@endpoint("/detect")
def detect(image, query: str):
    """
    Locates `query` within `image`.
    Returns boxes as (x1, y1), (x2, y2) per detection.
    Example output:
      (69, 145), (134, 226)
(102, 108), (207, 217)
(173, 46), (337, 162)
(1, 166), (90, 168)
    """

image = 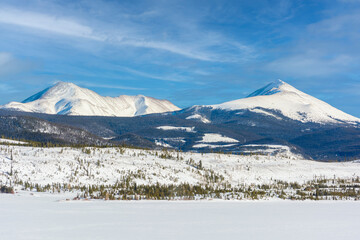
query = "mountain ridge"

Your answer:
(1, 79), (360, 129)
(188, 79), (360, 124)
(1, 82), (180, 117)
